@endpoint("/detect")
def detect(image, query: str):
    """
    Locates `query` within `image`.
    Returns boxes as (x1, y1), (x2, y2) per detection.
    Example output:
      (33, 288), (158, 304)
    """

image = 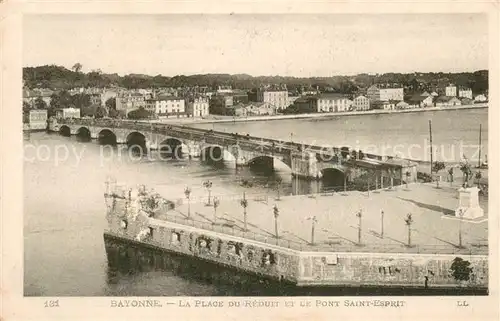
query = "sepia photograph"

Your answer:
(17, 12), (492, 301)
